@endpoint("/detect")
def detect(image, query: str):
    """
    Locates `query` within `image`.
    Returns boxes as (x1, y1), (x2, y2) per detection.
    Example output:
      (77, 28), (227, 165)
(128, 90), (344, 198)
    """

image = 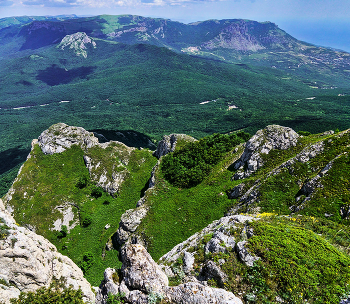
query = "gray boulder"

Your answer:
(0, 199), (95, 304)
(121, 244), (169, 294)
(38, 123), (99, 155)
(233, 125), (299, 179)
(95, 268), (120, 304)
(153, 134), (197, 159)
(165, 282), (243, 304)
(236, 241), (260, 267)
